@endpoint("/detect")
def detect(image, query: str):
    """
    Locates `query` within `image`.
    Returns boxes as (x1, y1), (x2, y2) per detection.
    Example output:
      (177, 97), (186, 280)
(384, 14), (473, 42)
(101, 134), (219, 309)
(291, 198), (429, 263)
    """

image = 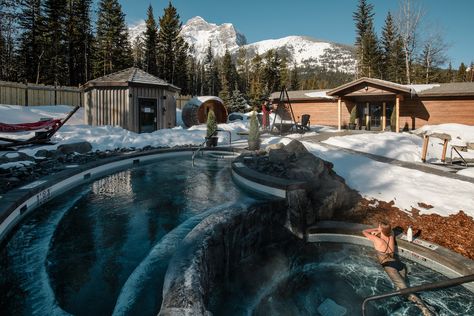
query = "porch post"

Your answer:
(365, 102), (370, 129)
(337, 97), (342, 130)
(395, 95), (400, 133)
(382, 102), (386, 131)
